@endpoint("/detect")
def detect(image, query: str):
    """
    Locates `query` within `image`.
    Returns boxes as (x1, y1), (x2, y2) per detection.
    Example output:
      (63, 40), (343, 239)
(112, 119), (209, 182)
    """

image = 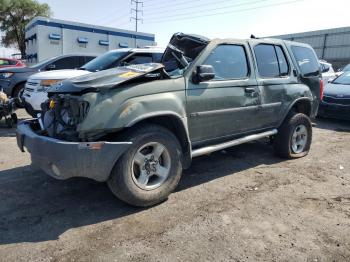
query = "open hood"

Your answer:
(161, 32), (210, 71)
(47, 63), (165, 94)
(47, 33), (210, 94)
